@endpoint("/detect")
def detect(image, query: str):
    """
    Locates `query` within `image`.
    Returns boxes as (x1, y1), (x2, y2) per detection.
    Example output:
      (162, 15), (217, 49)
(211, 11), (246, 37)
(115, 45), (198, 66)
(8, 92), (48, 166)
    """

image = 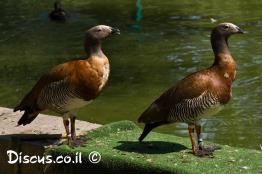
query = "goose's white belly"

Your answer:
(64, 98), (93, 111)
(99, 64), (110, 90)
